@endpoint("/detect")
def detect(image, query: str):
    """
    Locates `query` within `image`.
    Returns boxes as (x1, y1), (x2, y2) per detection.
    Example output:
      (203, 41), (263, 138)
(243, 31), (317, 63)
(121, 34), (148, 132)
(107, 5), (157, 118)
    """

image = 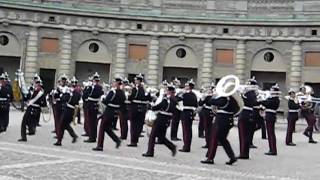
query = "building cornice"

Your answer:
(1, 1), (320, 26)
